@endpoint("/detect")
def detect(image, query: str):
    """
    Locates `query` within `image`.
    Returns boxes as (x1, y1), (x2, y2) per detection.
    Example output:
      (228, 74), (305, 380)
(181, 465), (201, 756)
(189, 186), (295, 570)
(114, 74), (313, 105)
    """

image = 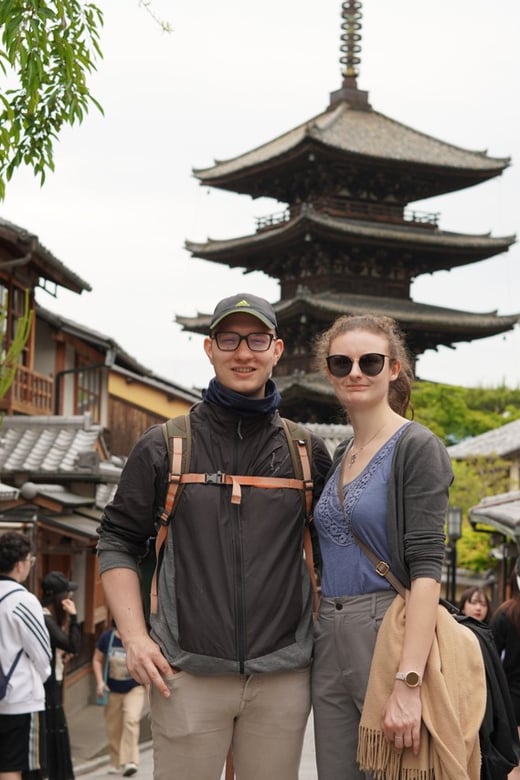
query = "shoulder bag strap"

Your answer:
(103, 630), (116, 684)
